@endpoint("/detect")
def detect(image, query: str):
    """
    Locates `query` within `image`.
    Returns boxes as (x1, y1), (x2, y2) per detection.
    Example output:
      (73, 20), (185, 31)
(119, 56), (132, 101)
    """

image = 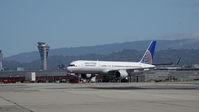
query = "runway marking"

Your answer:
(0, 96), (34, 112)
